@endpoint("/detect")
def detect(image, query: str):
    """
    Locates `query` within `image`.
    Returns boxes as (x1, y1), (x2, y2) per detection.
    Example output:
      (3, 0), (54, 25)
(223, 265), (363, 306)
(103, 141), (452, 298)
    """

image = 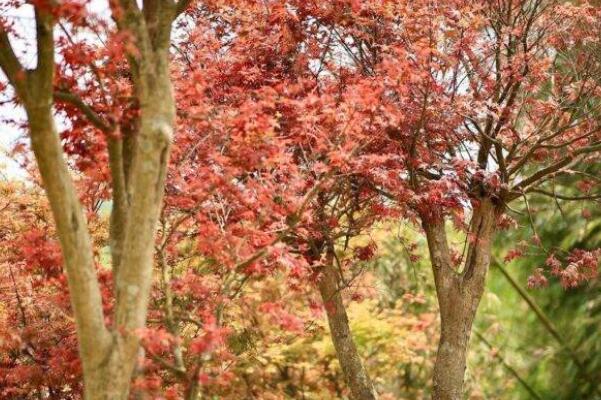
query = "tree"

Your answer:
(374, 1), (601, 398)
(2, 1), (600, 399)
(0, 0), (191, 398)
(165, 4), (394, 397)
